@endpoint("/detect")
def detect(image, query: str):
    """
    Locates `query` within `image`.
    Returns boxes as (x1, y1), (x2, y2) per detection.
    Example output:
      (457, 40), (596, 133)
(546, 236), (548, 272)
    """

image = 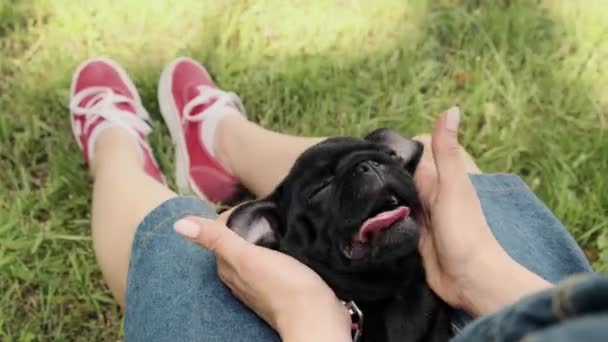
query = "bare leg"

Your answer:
(215, 117), (480, 198)
(90, 127), (176, 306)
(215, 116), (325, 197)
